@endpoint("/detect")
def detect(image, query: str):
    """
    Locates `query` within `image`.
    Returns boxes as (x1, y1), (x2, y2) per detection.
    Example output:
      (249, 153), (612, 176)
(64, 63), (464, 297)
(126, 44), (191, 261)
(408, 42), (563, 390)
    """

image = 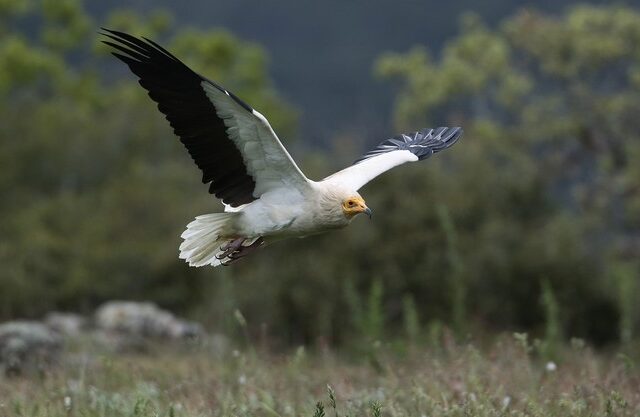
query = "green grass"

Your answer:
(1, 335), (639, 417)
